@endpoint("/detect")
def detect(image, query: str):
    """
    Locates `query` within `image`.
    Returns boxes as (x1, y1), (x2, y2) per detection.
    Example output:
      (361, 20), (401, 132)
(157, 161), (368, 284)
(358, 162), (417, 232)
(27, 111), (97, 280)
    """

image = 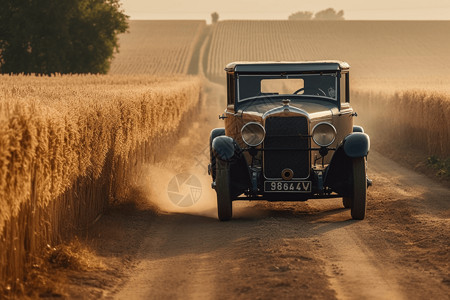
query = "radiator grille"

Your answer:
(264, 116), (310, 179)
